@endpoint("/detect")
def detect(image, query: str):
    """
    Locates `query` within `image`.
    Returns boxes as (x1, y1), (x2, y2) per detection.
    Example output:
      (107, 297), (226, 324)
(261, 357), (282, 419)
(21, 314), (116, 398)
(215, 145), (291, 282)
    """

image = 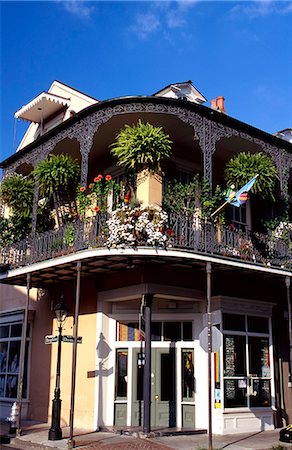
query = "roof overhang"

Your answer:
(0, 247), (290, 288)
(15, 92), (70, 123)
